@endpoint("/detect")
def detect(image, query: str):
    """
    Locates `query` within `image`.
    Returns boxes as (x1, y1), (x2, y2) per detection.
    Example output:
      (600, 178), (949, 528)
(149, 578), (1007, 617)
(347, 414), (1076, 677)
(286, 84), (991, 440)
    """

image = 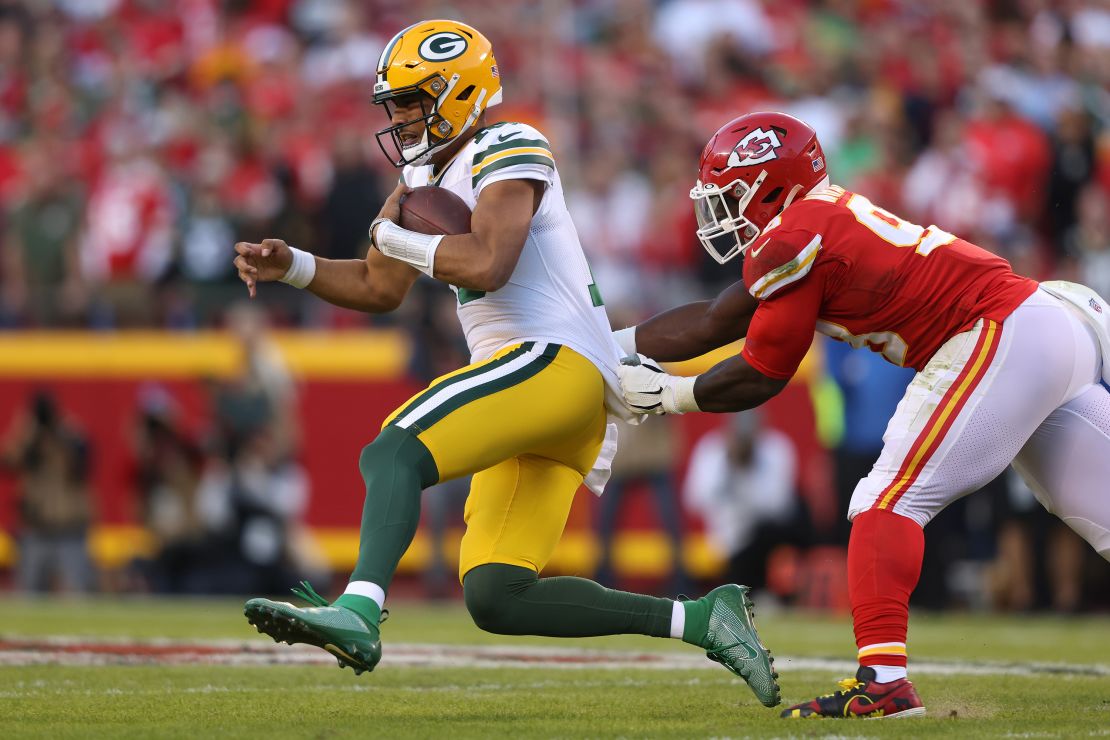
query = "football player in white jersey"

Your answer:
(232, 19), (780, 707)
